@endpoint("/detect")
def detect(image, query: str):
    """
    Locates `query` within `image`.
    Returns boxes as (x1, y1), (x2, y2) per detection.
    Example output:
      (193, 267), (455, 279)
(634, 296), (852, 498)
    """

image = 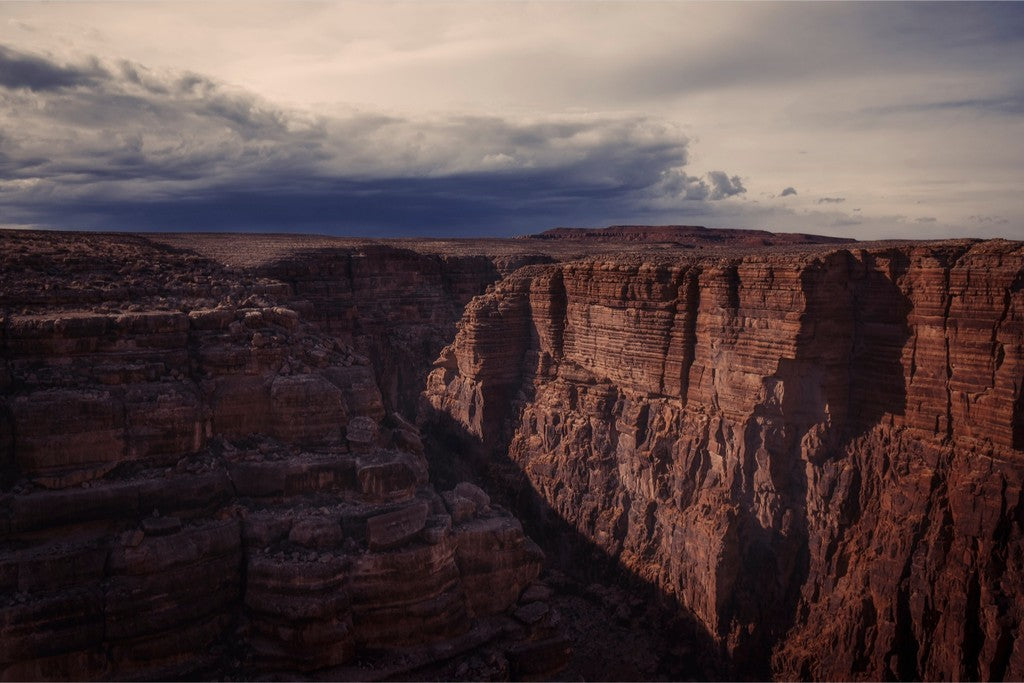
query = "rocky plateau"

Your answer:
(1, 226), (1022, 681)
